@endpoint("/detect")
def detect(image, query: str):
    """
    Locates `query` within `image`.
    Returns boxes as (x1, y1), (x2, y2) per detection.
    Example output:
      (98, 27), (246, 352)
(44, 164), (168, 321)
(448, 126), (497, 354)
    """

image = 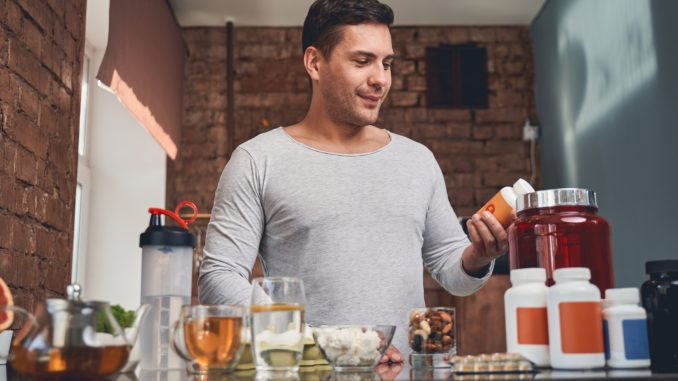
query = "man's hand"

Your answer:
(462, 210), (516, 275)
(379, 344), (403, 364)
